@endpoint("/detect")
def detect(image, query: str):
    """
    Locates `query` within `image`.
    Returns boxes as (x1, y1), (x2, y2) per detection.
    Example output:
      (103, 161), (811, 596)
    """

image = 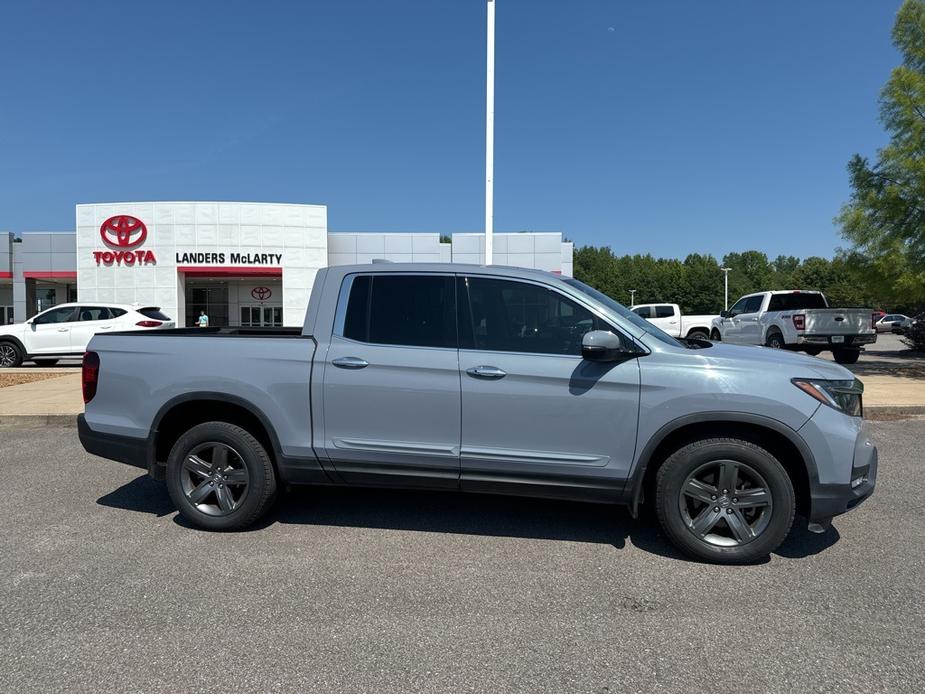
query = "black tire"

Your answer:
(166, 422), (277, 531)
(655, 438), (795, 564)
(687, 329), (709, 341)
(32, 359), (59, 367)
(804, 348), (822, 356)
(833, 349), (860, 365)
(765, 331), (785, 349)
(710, 329), (721, 341)
(0, 341), (24, 368)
